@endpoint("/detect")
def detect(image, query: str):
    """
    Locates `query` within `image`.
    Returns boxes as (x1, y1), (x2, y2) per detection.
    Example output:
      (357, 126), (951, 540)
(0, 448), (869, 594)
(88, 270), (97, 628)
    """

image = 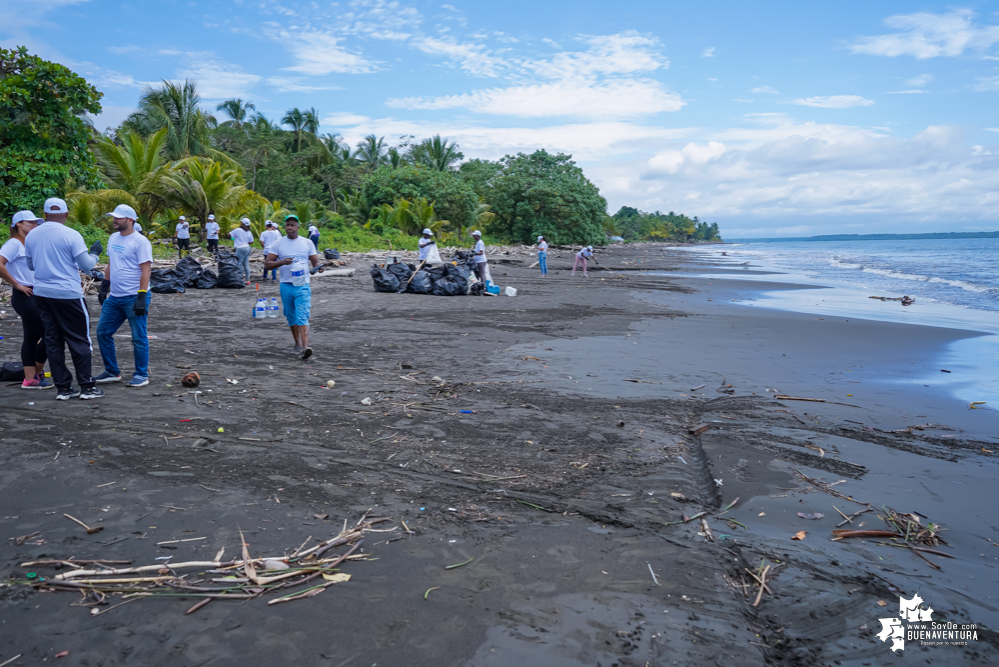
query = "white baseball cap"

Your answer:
(240, 217), (251, 226)
(207, 214), (215, 220)
(265, 220), (276, 227)
(178, 215), (186, 221)
(537, 235), (544, 242)
(11, 210), (42, 227)
(43, 198), (68, 214)
(106, 204), (137, 220)
(471, 230), (482, 236)
(422, 228), (432, 235)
